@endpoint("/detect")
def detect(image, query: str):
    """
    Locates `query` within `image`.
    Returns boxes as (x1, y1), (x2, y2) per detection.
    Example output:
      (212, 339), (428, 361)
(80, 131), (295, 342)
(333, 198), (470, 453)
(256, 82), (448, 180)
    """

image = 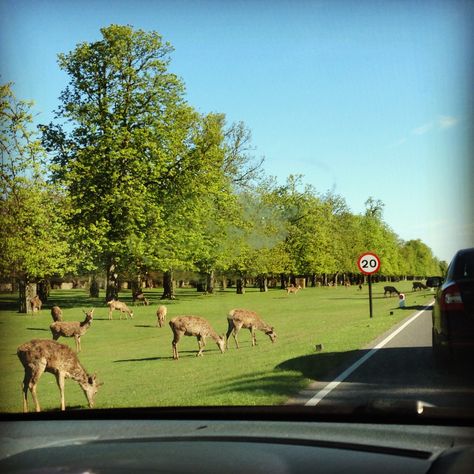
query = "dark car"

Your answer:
(432, 248), (474, 364)
(426, 276), (444, 288)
